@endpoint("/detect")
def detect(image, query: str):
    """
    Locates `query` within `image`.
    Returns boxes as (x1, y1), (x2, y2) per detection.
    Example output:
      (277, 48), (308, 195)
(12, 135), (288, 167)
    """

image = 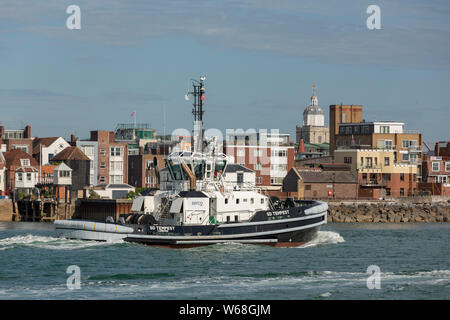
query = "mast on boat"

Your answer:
(187, 76), (206, 153)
